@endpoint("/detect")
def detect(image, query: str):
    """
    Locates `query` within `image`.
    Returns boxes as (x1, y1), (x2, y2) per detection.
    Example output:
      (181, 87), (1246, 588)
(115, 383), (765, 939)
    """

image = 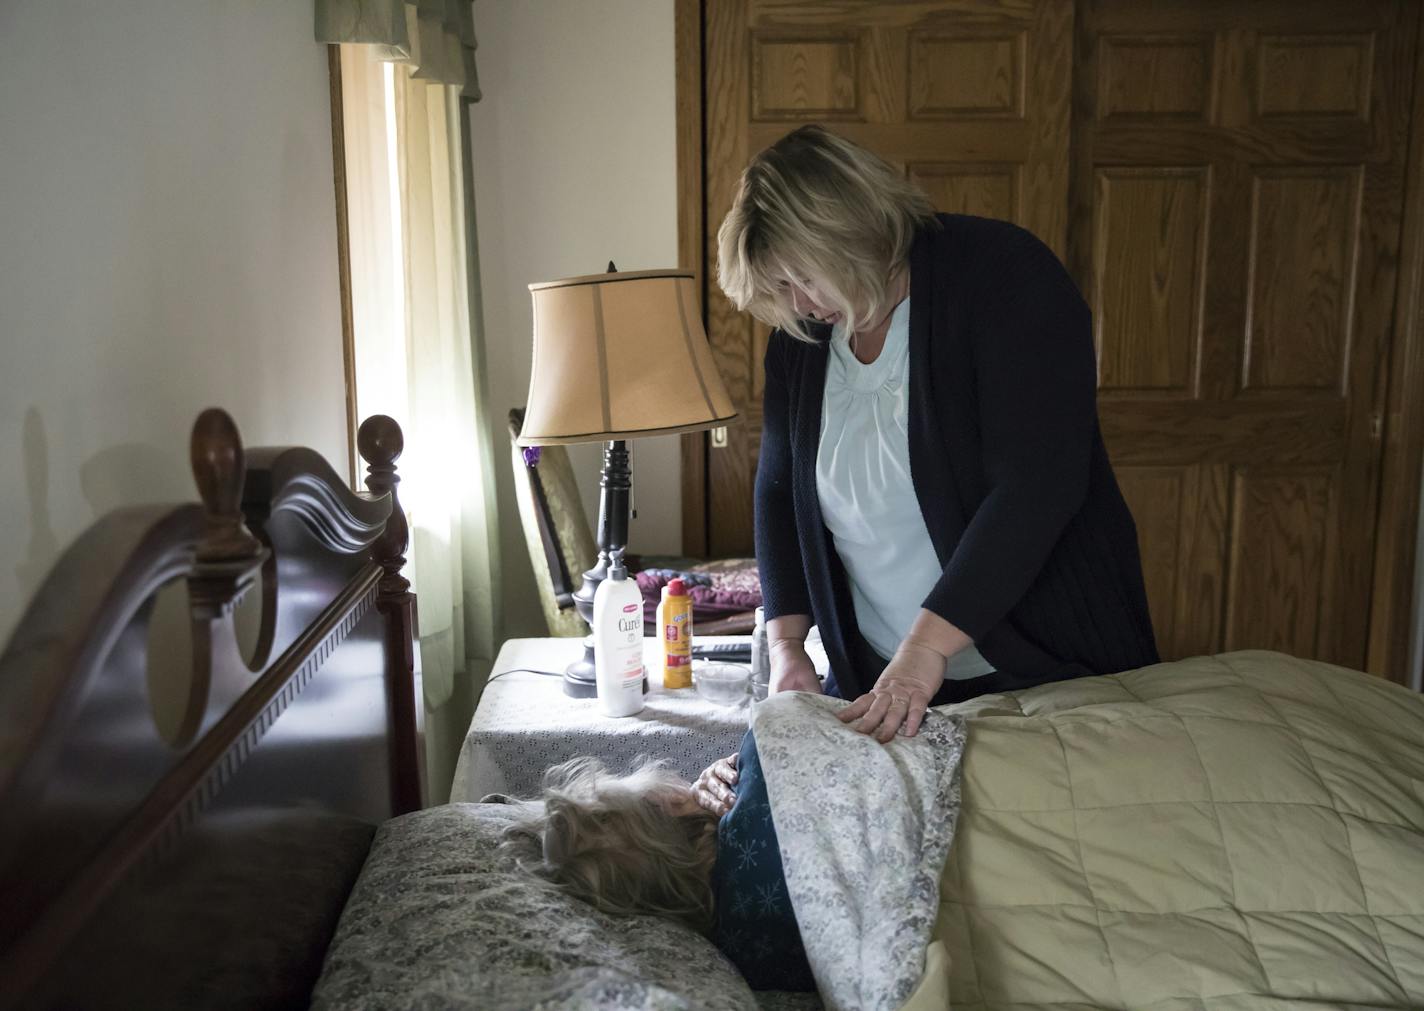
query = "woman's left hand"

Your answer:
(836, 640), (946, 742)
(691, 752), (740, 816)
